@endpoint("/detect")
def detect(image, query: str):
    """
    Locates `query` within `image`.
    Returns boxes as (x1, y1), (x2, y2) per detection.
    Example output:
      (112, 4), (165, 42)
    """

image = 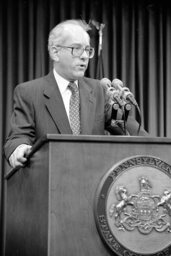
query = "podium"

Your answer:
(4, 135), (171, 256)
